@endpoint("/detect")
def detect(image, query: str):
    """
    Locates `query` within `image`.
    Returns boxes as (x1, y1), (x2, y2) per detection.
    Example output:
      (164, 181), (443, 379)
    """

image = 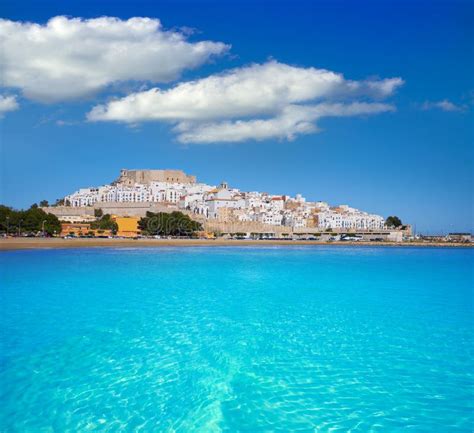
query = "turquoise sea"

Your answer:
(0, 246), (473, 432)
